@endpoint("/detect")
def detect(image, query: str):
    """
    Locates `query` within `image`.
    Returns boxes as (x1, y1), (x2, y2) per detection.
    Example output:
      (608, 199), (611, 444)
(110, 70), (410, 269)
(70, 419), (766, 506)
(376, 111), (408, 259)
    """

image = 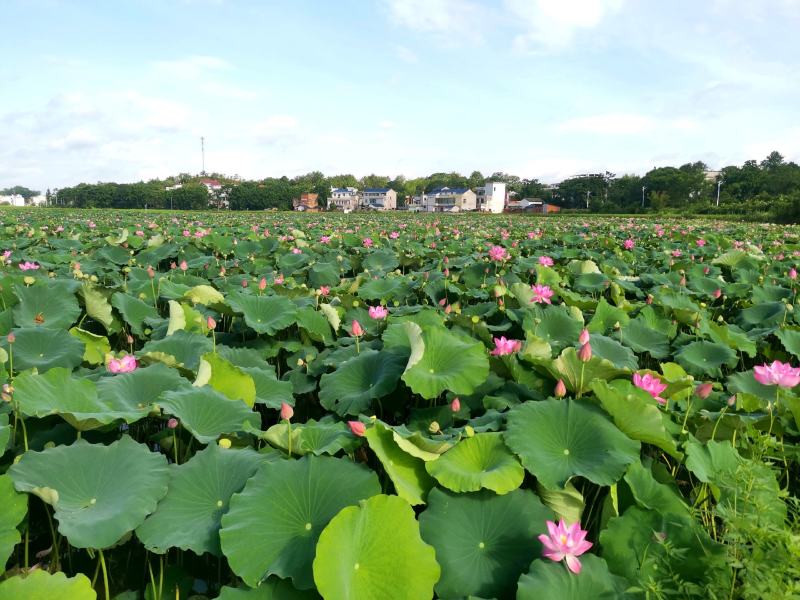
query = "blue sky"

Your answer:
(2, 0), (799, 191)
